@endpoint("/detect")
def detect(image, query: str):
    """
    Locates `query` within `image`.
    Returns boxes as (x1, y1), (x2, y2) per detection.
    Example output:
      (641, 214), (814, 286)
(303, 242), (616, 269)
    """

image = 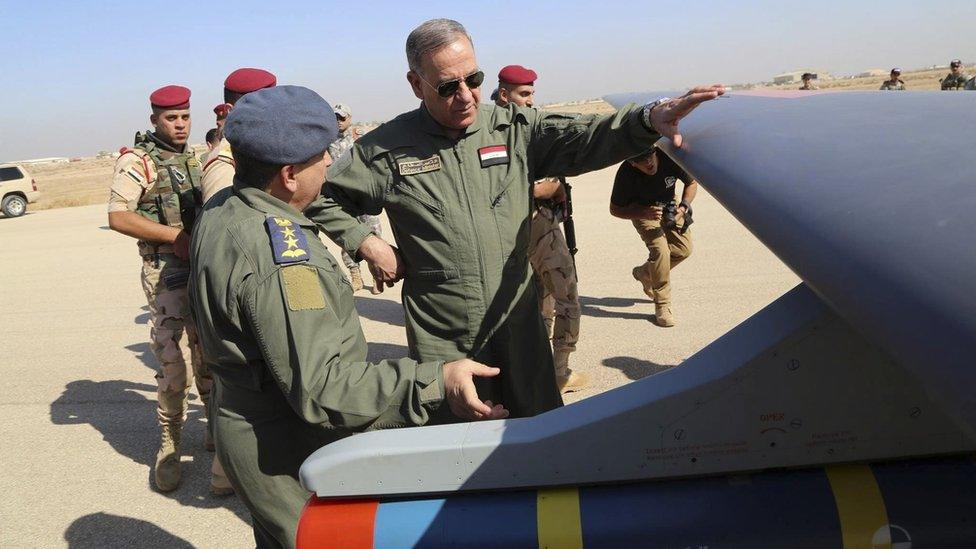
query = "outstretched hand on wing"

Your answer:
(650, 84), (726, 148)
